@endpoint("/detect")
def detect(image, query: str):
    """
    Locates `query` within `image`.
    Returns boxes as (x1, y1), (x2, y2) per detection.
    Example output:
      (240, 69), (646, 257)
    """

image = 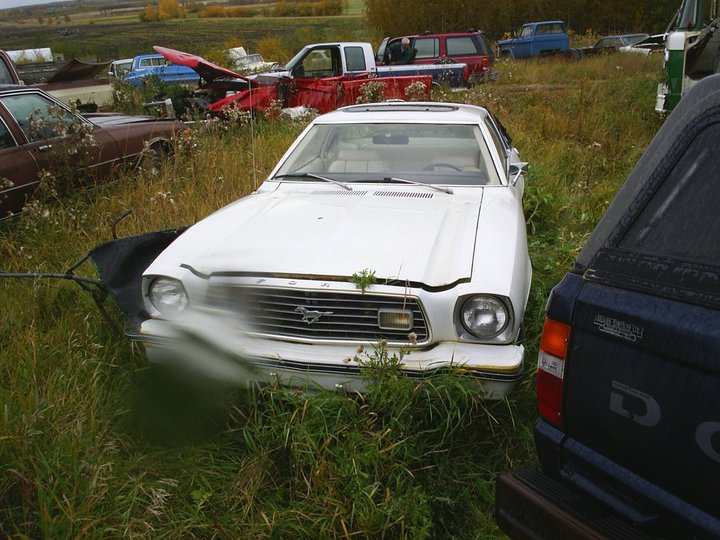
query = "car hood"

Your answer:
(153, 45), (254, 85)
(148, 184), (485, 287)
